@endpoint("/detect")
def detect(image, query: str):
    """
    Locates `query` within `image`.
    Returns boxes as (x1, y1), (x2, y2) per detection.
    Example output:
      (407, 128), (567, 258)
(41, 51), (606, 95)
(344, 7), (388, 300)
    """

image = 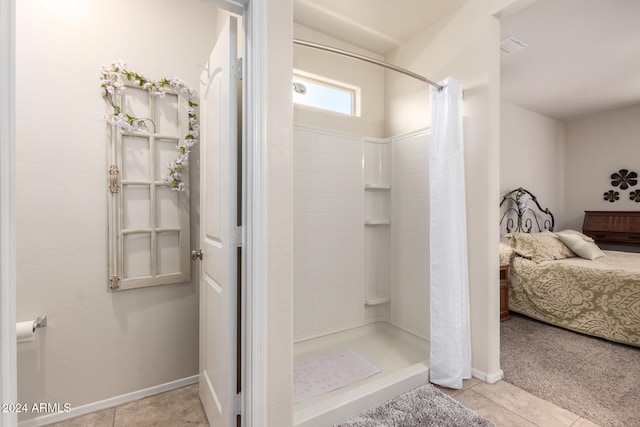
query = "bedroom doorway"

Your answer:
(497, 1), (640, 425)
